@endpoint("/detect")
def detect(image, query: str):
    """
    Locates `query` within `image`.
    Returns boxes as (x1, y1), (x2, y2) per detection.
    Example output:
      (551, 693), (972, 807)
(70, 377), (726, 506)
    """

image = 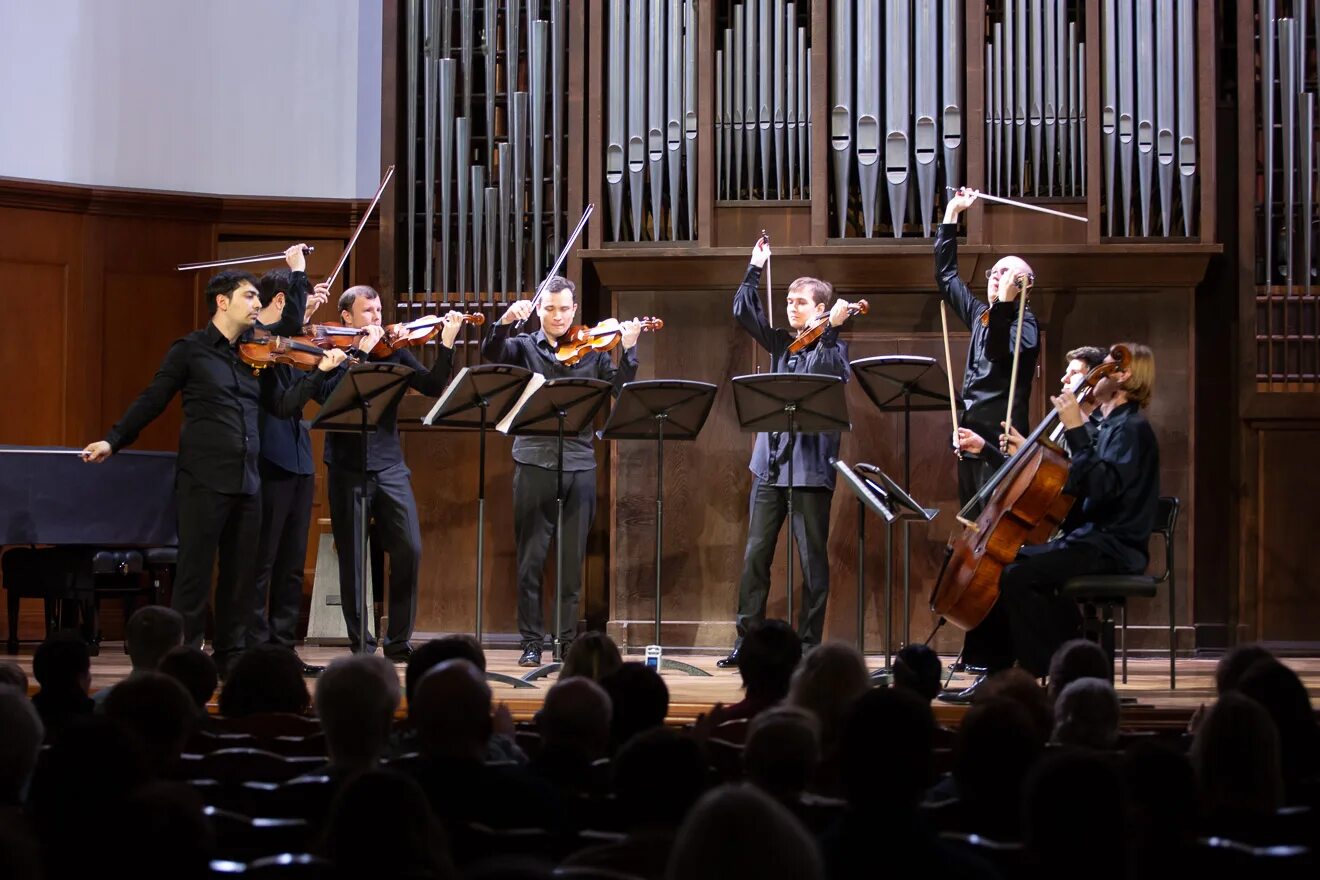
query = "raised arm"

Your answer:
(482, 299), (534, 365)
(266, 245), (313, 337)
(935, 189), (983, 329)
(732, 239), (779, 353)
